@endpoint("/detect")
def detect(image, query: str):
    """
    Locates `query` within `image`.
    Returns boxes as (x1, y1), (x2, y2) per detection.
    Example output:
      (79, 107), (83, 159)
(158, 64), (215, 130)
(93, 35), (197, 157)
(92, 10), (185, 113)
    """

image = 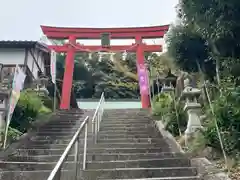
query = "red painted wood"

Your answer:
(41, 25), (170, 110)
(135, 36), (150, 108)
(60, 36), (76, 110)
(48, 44), (162, 52)
(41, 25), (169, 34)
(41, 31), (166, 39)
